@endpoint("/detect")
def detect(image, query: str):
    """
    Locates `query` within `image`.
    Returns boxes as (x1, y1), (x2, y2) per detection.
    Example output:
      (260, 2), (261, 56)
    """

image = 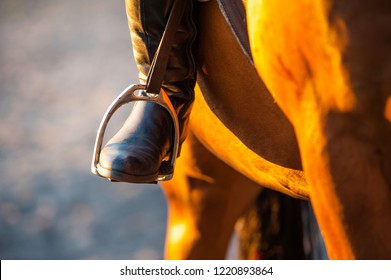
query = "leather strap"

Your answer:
(217, 0), (253, 64)
(146, 0), (252, 94)
(146, 0), (186, 94)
